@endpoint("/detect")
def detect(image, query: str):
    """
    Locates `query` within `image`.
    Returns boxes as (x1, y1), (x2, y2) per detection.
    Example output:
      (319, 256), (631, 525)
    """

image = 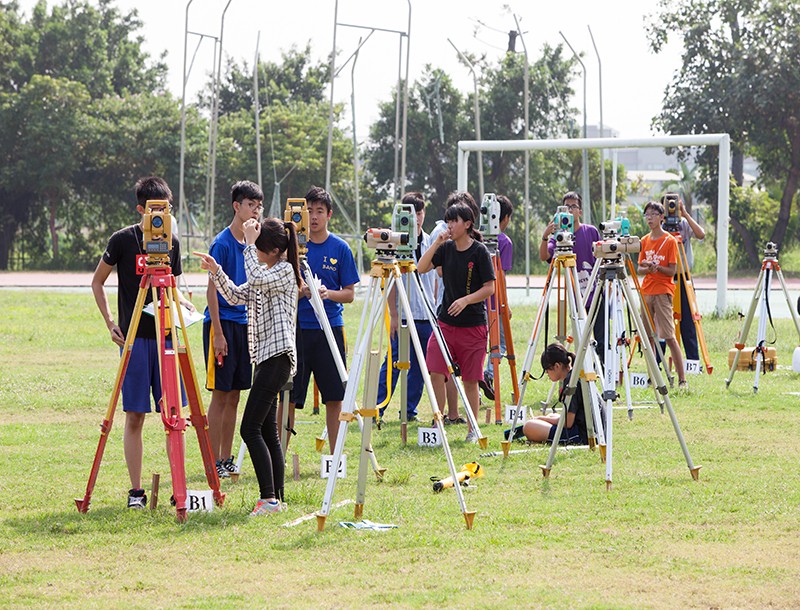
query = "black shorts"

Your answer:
(203, 320), (253, 392)
(291, 326), (347, 408)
